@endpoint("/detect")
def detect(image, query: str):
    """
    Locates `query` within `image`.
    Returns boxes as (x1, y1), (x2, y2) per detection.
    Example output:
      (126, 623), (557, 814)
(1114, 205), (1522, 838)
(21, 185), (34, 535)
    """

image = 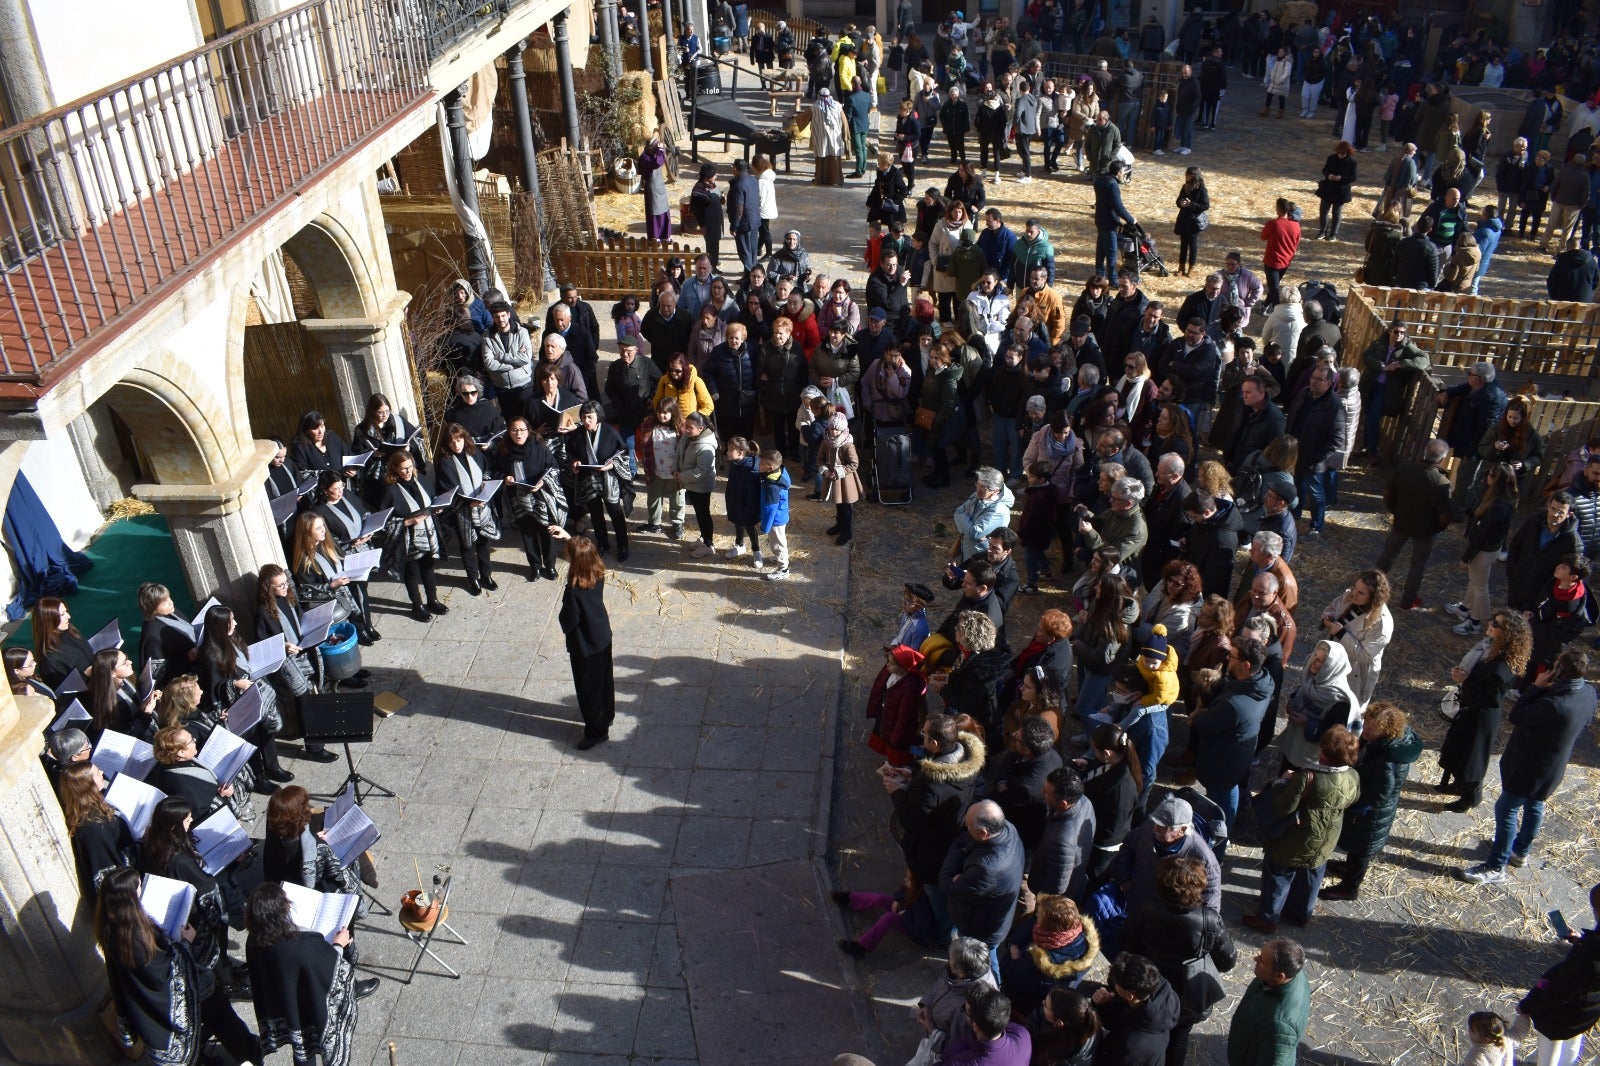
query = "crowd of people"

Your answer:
(10, 8), (1600, 1066)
